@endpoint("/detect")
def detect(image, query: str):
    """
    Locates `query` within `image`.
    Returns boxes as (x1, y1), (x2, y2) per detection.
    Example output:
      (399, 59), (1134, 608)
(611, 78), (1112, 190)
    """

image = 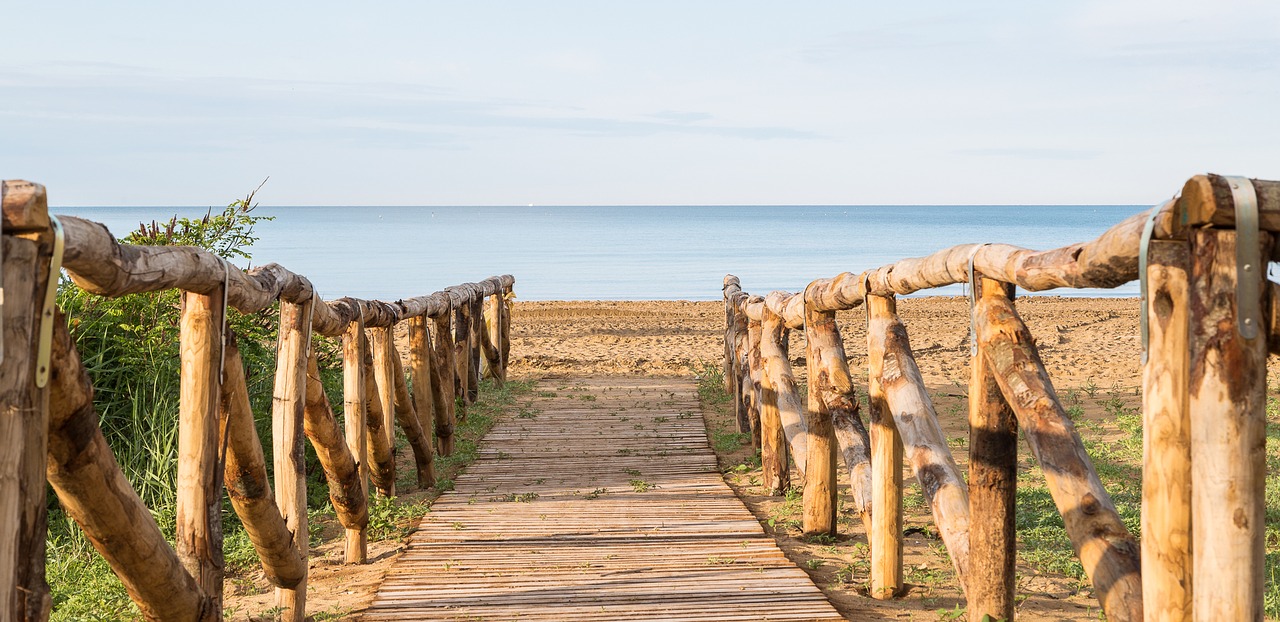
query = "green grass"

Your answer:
(1014, 390), (1280, 616)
